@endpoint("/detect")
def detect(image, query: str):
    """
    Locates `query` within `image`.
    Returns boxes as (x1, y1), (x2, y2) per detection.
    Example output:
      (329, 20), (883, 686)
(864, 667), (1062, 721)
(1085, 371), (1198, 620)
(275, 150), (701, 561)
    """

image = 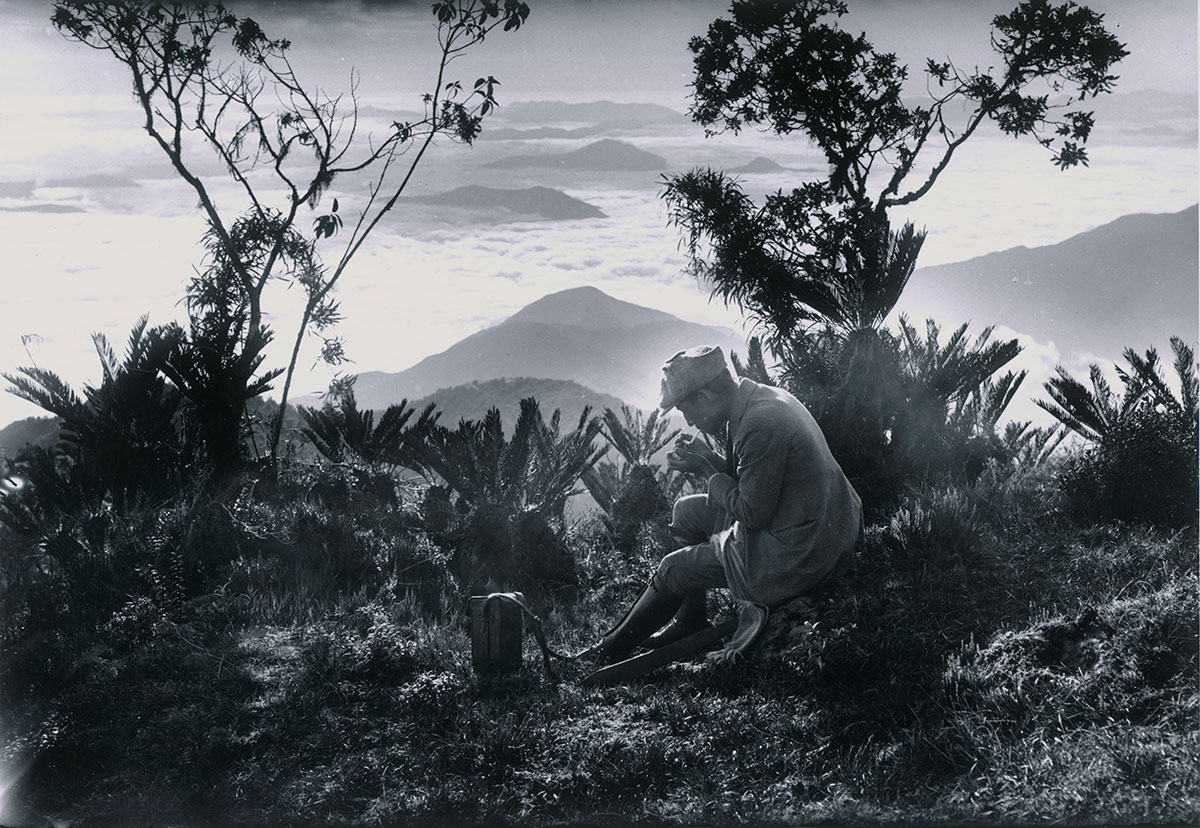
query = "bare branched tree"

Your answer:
(52, 0), (530, 474)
